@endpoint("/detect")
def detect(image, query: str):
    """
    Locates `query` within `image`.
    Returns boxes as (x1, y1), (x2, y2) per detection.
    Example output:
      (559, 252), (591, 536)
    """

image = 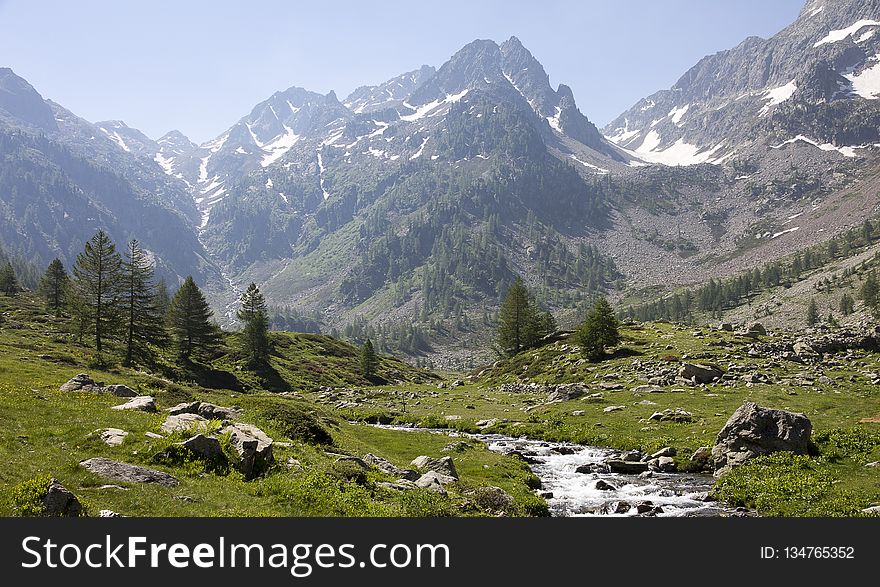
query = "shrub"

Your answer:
(814, 427), (880, 463)
(10, 474), (52, 516)
(256, 400), (333, 445)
